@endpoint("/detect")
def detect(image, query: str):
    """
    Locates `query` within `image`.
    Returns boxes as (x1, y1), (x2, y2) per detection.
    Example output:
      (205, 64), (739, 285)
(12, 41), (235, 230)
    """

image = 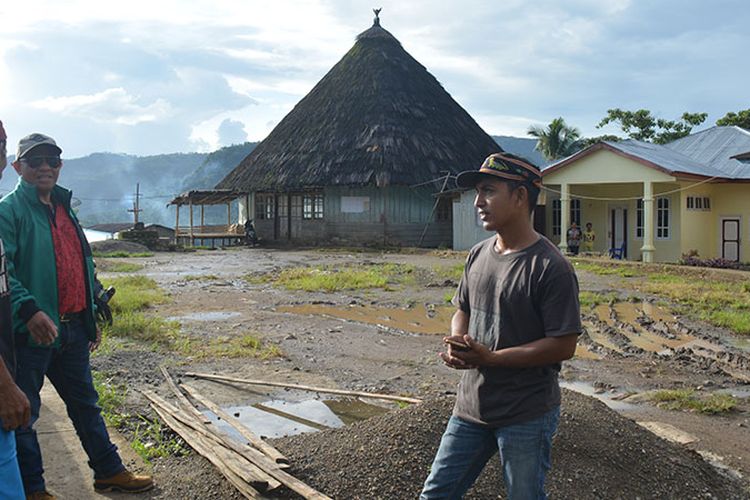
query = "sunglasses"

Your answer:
(21, 156), (62, 169)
